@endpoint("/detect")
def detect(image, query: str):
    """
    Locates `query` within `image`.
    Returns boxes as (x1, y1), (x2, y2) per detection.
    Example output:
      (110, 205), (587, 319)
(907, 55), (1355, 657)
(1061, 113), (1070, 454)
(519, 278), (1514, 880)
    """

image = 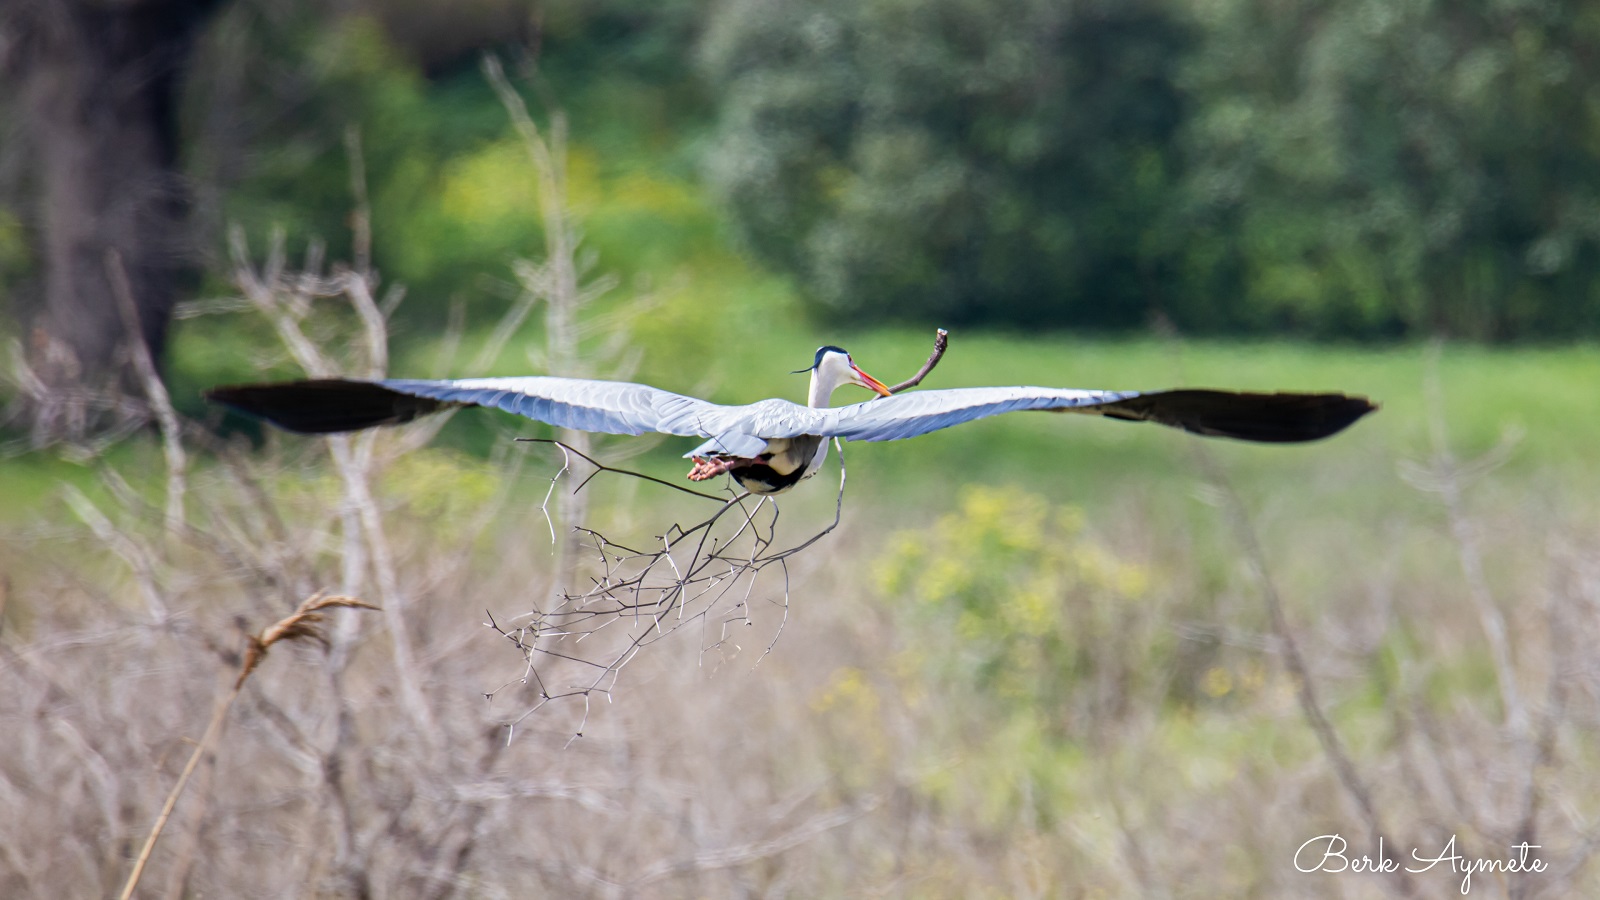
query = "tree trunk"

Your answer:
(7, 0), (223, 440)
